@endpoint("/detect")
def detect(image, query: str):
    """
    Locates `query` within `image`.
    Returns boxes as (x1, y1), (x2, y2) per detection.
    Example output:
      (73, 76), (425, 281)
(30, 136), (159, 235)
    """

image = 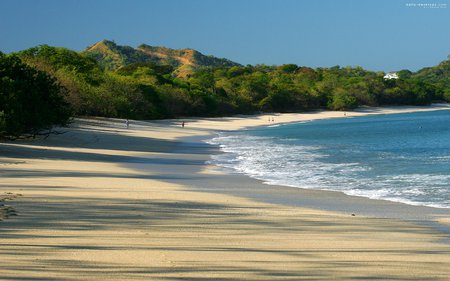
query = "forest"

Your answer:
(1, 44), (449, 137)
